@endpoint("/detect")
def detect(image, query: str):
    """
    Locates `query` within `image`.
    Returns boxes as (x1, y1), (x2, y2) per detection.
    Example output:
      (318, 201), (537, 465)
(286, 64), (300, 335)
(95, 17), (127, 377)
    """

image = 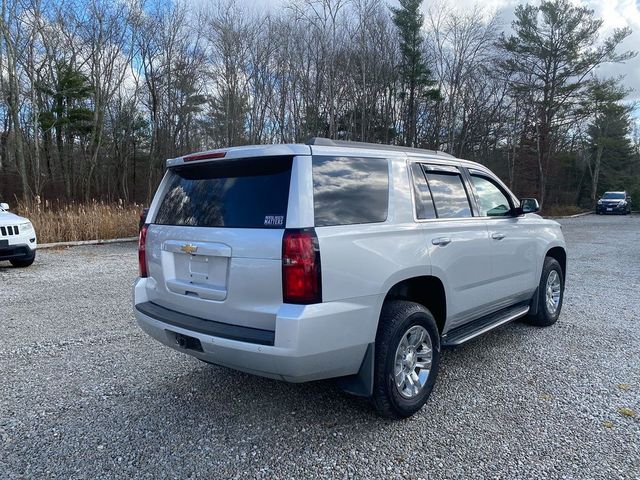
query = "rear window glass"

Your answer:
(312, 156), (389, 226)
(423, 169), (472, 218)
(410, 163), (436, 219)
(154, 156), (292, 228)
